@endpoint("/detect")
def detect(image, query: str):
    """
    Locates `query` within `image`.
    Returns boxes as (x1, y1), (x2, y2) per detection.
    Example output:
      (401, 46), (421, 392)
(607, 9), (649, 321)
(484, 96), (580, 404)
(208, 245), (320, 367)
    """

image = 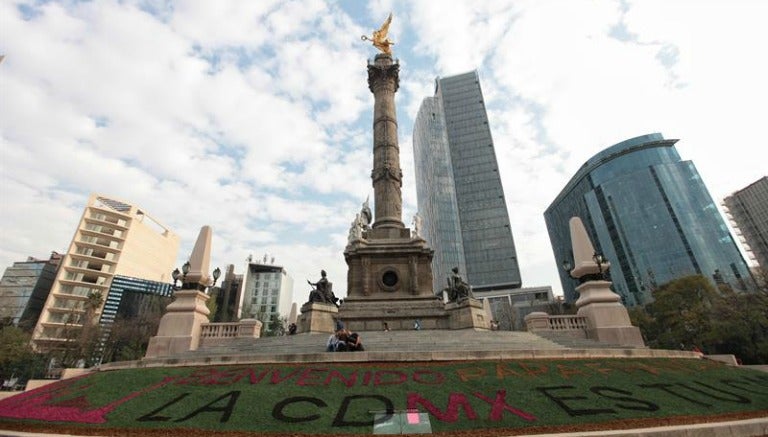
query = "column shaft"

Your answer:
(367, 54), (403, 229)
